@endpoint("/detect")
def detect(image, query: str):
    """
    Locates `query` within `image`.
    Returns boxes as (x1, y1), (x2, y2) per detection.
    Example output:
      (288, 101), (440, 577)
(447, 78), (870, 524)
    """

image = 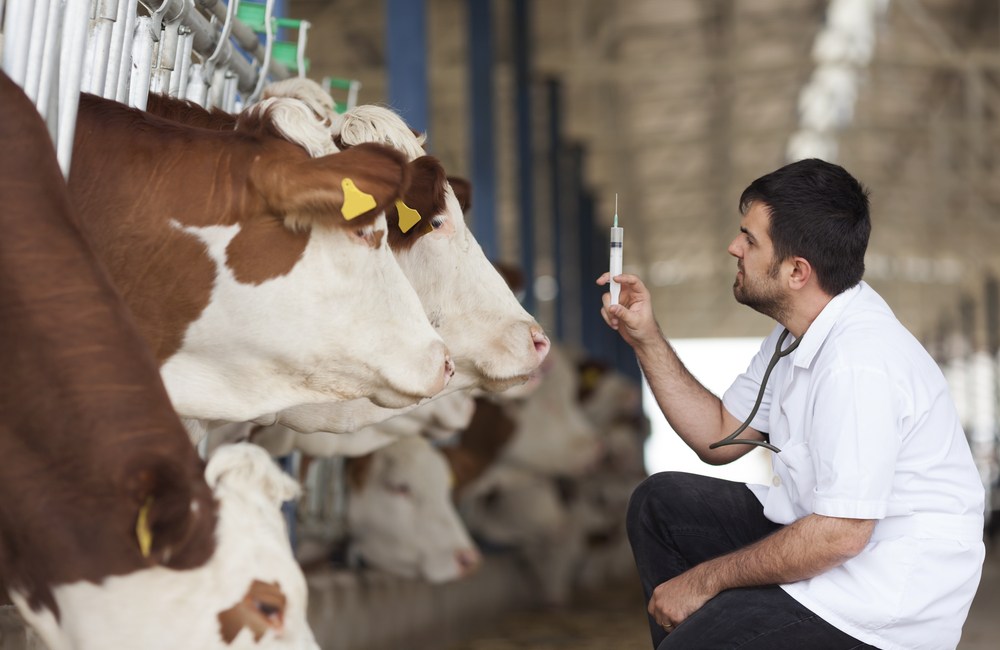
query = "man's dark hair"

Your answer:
(739, 158), (871, 296)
